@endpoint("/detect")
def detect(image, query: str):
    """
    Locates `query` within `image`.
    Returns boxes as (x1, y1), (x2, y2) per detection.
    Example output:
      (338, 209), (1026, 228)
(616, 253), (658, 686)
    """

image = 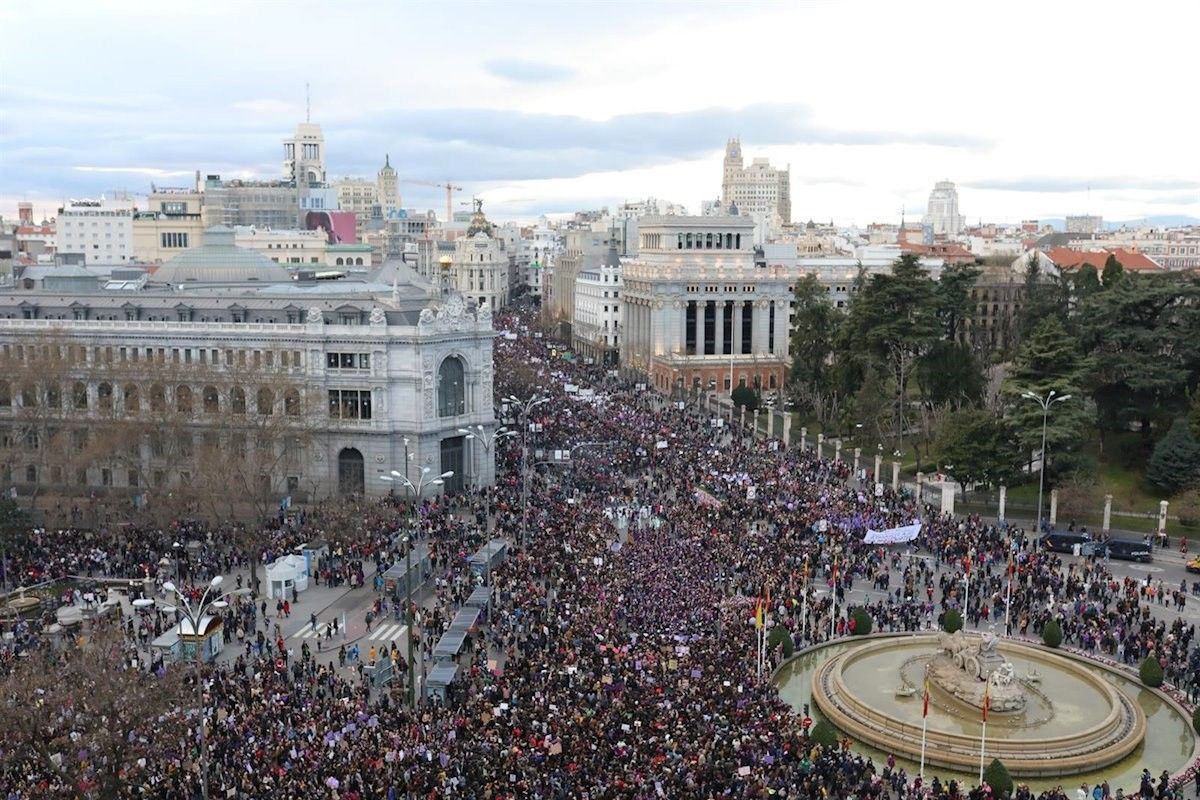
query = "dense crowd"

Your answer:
(2, 305), (1198, 800)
